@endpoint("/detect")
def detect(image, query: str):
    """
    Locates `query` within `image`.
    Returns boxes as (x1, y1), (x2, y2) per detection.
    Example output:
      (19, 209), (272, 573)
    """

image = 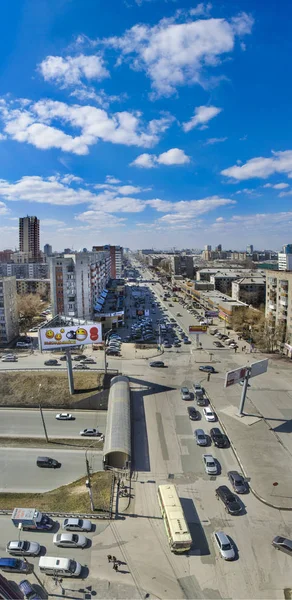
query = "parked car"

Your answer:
(199, 365), (216, 373)
(210, 427), (226, 448)
(183, 339), (191, 344)
(272, 536), (292, 556)
(19, 579), (41, 600)
(202, 454), (217, 475)
(62, 518), (92, 532)
(203, 407), (216, 422)
(6, 541), (41, 556)
(181, 387), (191, 401)
(149, 361), (165, 367)
(80, 358), (96, 364)
(193, 382), (203, 393)
(73, 364), (90, 370)
(213, 531), (235, 561)
(79, 428), (102, 437)
(194, 429), (208, 446)
(16, 342), (31, 348)
(59, 355), (67, 361)
(213, 341), (224, 348)
(55, 413), (74, 420)
(44, 359), (60, 366)
(187, 406), (199, 420)
(215, 485), (242, 515)
(228, 471), (248, 494)
(53, 533), (88, 548)
(1, 355), (18, 362)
